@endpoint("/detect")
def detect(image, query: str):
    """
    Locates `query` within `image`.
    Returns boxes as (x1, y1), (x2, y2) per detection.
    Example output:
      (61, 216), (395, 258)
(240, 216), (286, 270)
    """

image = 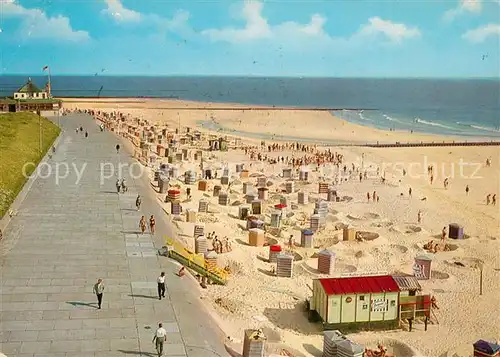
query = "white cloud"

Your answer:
(443, 0), (482, 22)
(0, 0), (89, 41)
(463, 23), (500, 43)
(202, 1), (419, 46)
(202, 1), (336, 43)
(101, 0), (192, 39)
(102, 0), (141, 22)
(202, 1), (272, 42)
(357, 17), (421, 43)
